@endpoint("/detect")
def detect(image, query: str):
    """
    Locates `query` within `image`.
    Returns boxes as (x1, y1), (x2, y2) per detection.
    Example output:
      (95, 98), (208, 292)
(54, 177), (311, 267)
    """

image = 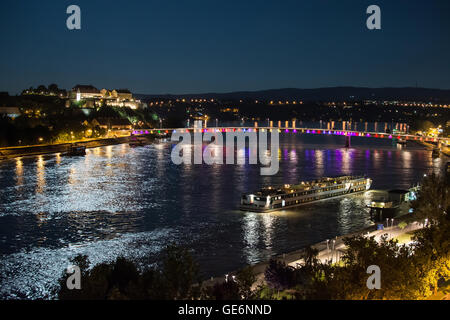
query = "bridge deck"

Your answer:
(131, 127), (449, 145)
